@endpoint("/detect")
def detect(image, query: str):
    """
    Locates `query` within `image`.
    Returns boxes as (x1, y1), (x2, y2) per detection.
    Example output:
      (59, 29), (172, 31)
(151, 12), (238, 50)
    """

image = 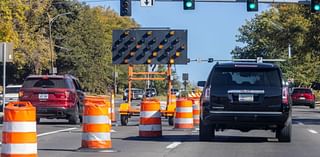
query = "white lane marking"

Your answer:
(308, 129), (318, 134)
(37, 127), (78, 137)
(166, 142), (182, 149)
(111, 129), (116, 132)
